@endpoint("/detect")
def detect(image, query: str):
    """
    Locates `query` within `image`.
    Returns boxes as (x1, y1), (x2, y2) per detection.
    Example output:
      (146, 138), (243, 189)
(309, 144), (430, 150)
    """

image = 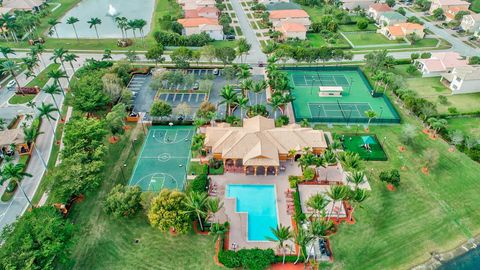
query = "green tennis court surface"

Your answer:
(285, 67), (400, 124)
(342, 135), (388, 161)
(129, 126), (194, 191)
